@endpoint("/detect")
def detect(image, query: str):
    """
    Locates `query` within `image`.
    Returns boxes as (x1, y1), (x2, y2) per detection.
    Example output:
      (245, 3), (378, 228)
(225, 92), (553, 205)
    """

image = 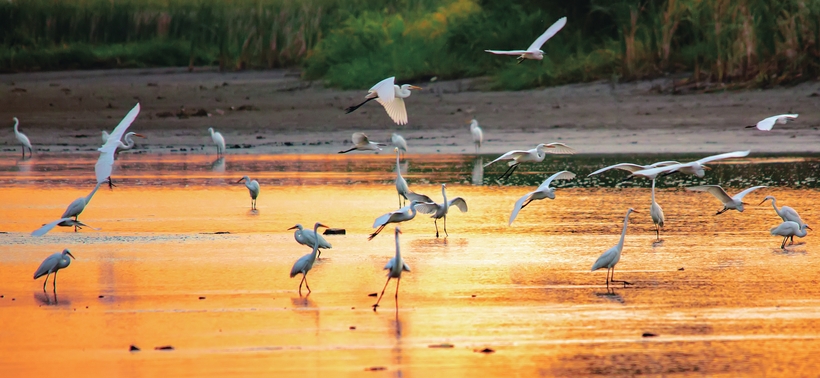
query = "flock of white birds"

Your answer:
(13, 16), (810, 305)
